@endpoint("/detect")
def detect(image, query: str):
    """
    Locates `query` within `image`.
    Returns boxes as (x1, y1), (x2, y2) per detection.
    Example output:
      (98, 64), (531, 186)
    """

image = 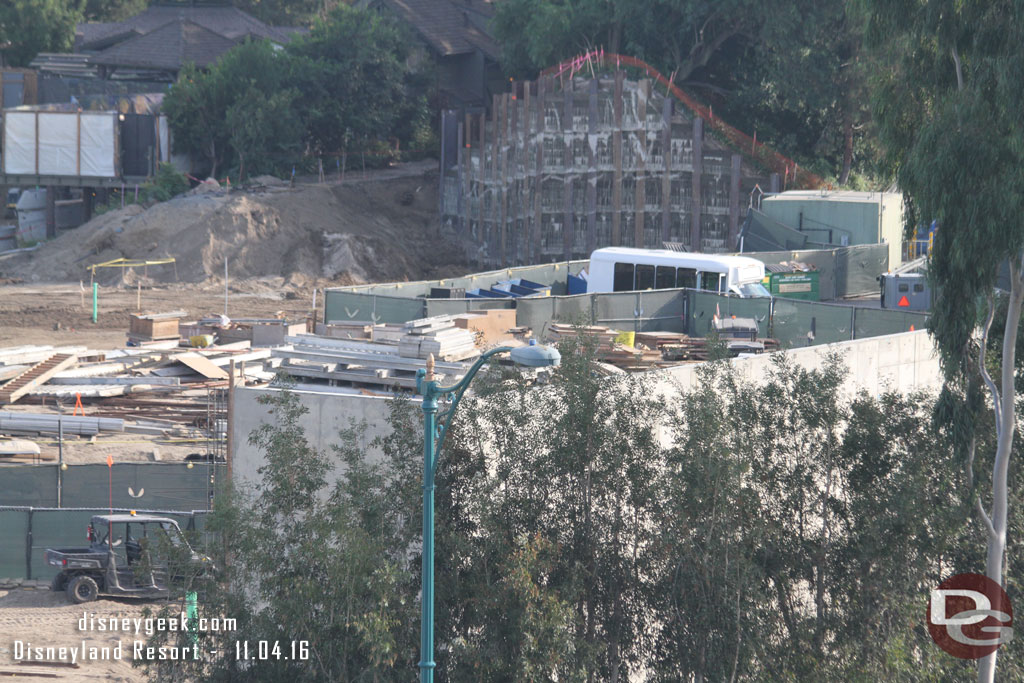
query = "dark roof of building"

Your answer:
(376, 0), (498, 59)
(89, 20), (239, 71)
(76, 4), (296, 51)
